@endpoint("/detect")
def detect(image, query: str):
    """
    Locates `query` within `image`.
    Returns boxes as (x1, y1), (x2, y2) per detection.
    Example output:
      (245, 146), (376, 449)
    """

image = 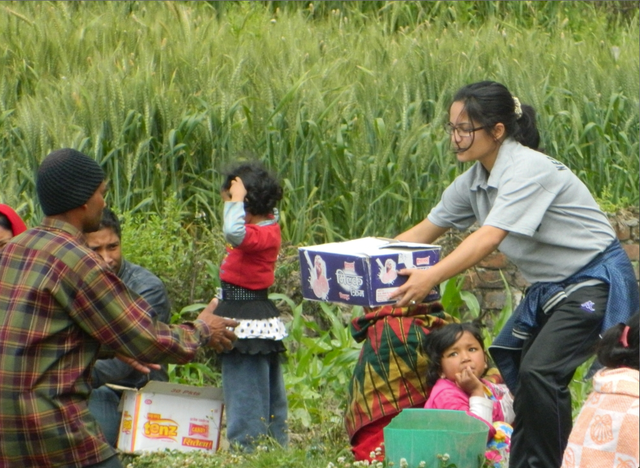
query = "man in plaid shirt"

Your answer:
(0, 149), (238, 468)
